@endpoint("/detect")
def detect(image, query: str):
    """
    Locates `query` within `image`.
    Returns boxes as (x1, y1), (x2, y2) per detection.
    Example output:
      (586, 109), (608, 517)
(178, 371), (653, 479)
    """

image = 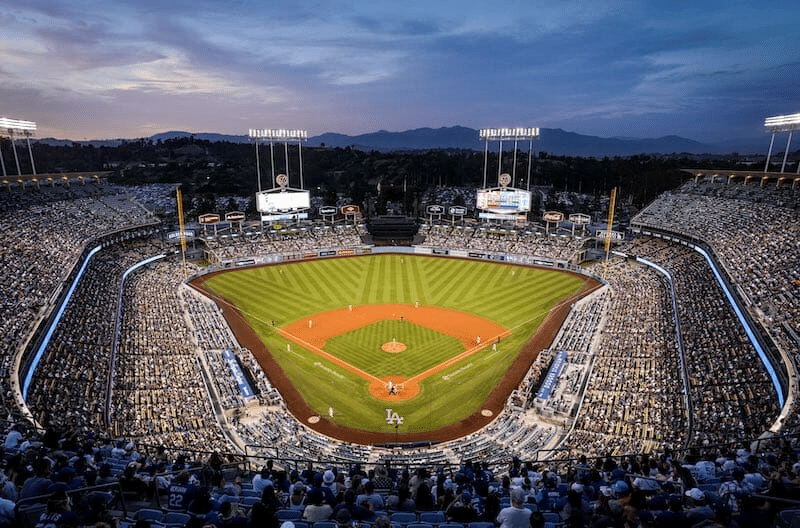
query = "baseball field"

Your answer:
(195, 254), (594, 444)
